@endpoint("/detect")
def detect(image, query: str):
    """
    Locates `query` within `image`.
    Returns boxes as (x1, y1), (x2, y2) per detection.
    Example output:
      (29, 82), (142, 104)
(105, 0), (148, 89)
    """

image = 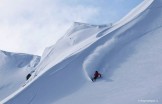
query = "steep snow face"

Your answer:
(2, 0), (162, 104)
(0, 50), (40, 101)
(35, 22), (112, 76)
